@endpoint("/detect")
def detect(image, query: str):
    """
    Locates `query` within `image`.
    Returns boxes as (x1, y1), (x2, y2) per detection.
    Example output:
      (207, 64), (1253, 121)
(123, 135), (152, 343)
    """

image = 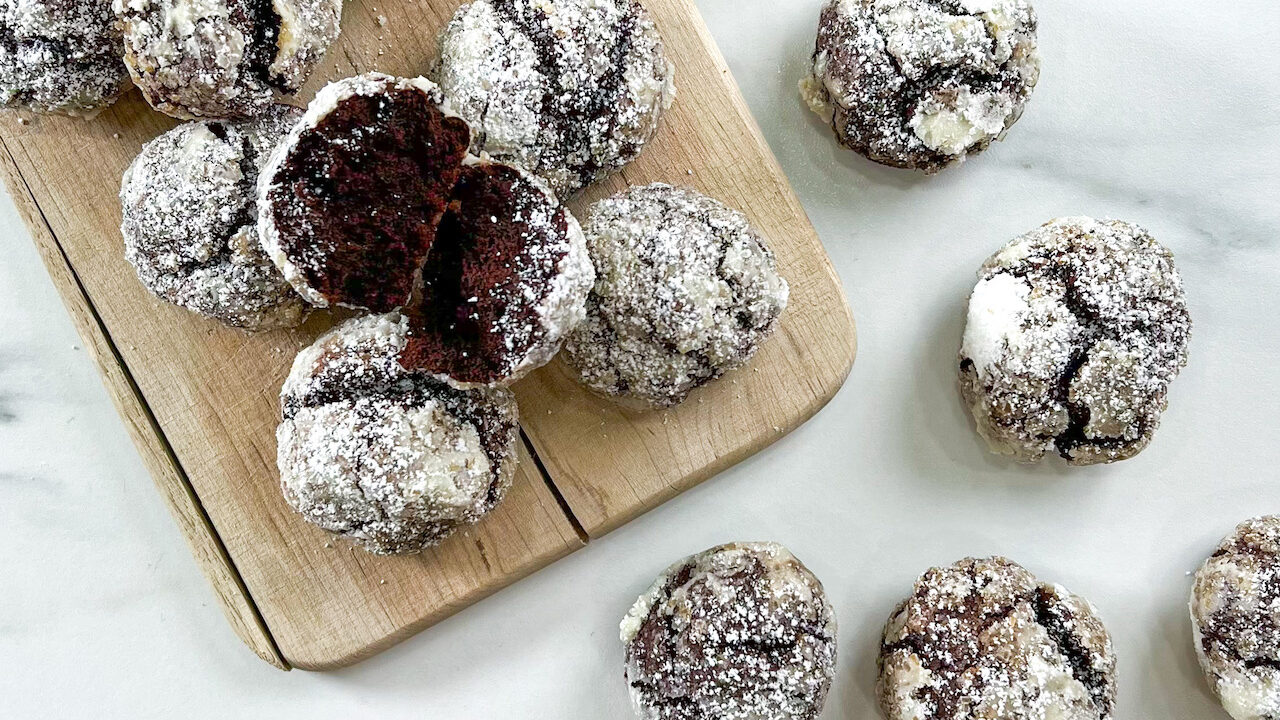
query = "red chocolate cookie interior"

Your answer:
(400, 164), (571, 385)
(268, 87), (471, 311)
